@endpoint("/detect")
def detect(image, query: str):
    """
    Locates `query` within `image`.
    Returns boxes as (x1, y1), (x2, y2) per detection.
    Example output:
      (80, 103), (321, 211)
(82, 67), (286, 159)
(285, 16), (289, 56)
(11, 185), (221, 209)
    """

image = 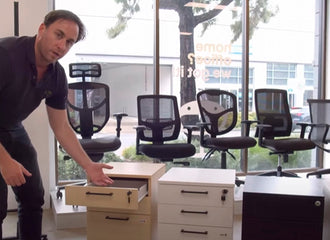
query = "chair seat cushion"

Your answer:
(263, 138), (315, 152)
(203, 136), (257, 150)
(139, 143), (196, 159)
(80, 136), (121, 153)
